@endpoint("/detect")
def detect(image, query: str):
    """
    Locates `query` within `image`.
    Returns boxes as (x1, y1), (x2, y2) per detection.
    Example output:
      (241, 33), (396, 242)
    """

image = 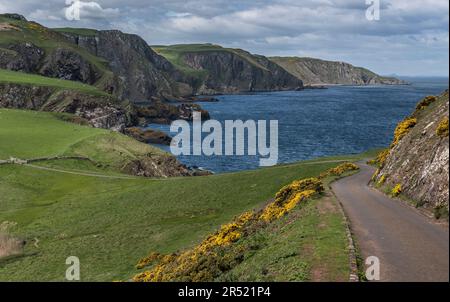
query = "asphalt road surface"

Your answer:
(331, 163), (449, 282)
